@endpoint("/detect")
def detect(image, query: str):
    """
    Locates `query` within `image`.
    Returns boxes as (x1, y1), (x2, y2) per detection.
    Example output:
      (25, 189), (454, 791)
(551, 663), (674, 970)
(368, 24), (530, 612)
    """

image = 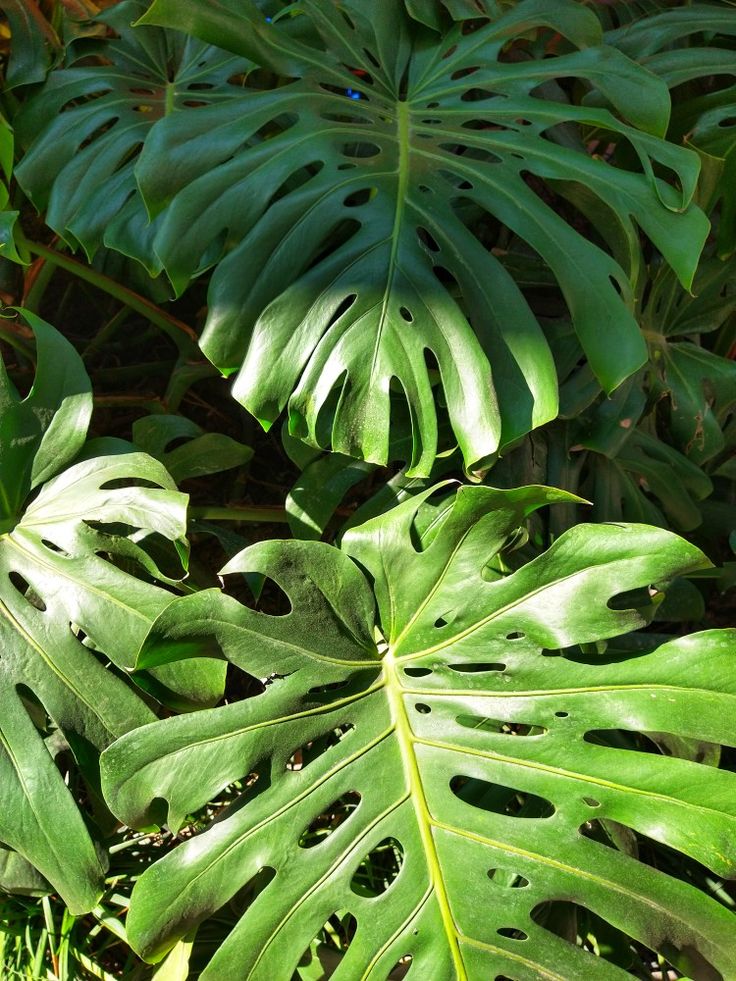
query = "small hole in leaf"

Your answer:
(363, 48), (379, 68)
(456, 717), (546, 737)
(404, 667), (431, 677)
(415, 703), (431, 714)
(344, 187), (374, 207)
(435, 616), (450, 628)
(583, 797), (600, 808)
(506, 631), (525, 641)
(555, 712), (569, 718)
(488, 869), (530, 888)
(298, 791), (361, 848)
(417, 226), (440, 252)
(399, 306), (413, 322)
(432, 265), (459, 288)
(451, 776), (555, 818)
(497, 927), (528, 940)
(326, 293), (357, 327)
(41, 539), (70, 557)
(418, 184), (432, 194)
(8, 572), (44, 610)
(286, 724), (354, 772)
(342, 141), (380, 158)
(337, 162), (357, 170)
(449, 662), (505, 673)
(388, 955), (413, 978)
(350, 837), (403, 896)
